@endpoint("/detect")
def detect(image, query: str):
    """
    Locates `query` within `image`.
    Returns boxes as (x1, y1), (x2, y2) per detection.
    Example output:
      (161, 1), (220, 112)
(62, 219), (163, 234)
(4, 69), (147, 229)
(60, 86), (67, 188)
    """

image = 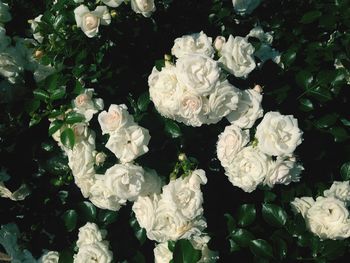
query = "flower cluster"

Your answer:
(51, 89), (161, 211)
(73, 222), (113, 263)
(148, 29), (279, 127)
(74, 0), (156, 38)
(217, 111), (303, 192)
(291, 181), (350, 240)
(133, 169), (207, 242)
